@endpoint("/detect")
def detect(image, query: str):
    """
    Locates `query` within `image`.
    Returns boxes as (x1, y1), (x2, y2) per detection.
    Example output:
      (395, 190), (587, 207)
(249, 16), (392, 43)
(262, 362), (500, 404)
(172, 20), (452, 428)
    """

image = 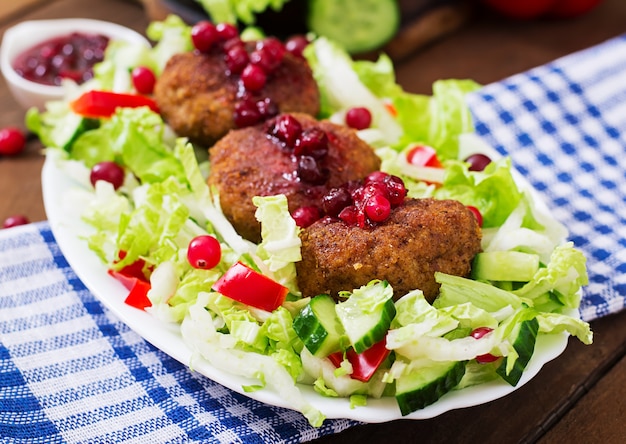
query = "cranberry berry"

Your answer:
(250, 37), (285, 74)
(187, 235), (222, 269)
(215, 23), (239, 41)
(291, 206), (321, 228)
(284, 35), (310, 58)
(321, 187), (352, 217)
(0, 127), (26, 156)
(225, 44), (249, 75)
(90, 161), (125, 190)
(464, 153), (492, 172)
(2, 214), (29, 229)
(131, 66), (156, 95)
(297, 155), (328, 185)
(191, 21), (219, 53)
(294, 128), (329, 159)
(345, 107), (372, 130)
(241, 63), (267, 92)
(269, 114), (303, 147)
